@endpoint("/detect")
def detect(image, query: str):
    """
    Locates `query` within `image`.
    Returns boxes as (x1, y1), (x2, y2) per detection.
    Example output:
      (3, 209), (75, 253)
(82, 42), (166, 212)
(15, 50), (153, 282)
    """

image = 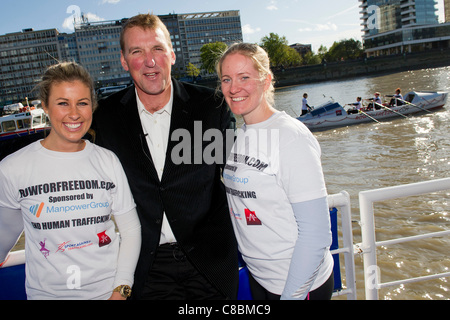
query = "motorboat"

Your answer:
(0, 105), (49, 142)
(0, 105), (50, 161)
